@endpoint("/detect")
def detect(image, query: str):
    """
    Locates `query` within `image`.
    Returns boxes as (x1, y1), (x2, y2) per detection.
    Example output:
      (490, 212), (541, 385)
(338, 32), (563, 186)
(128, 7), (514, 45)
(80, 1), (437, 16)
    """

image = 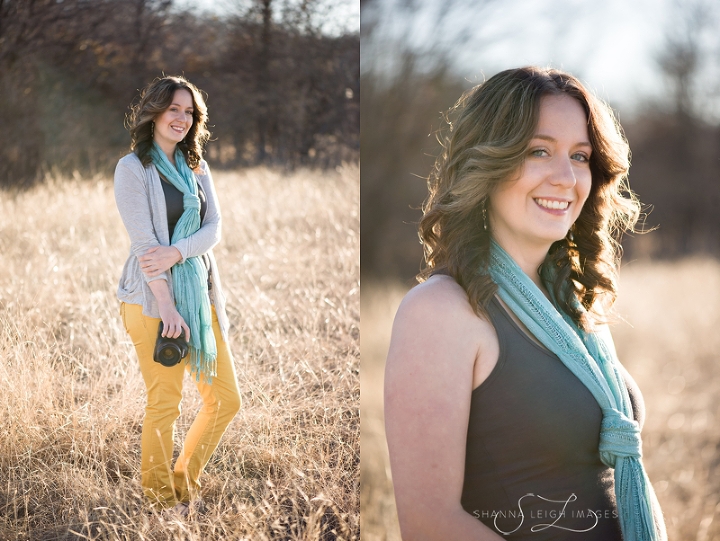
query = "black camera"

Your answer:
(153, 321), (189, 367)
